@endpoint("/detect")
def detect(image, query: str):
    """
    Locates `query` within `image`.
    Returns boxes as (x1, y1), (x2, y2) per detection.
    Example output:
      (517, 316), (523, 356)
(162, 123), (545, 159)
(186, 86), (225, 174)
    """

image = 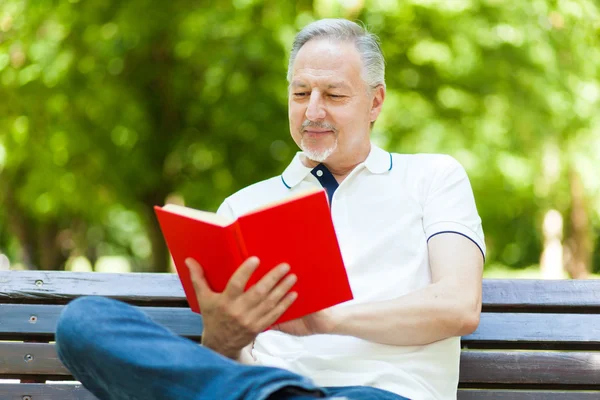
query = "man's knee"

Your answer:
(55, 296), (114, 355)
